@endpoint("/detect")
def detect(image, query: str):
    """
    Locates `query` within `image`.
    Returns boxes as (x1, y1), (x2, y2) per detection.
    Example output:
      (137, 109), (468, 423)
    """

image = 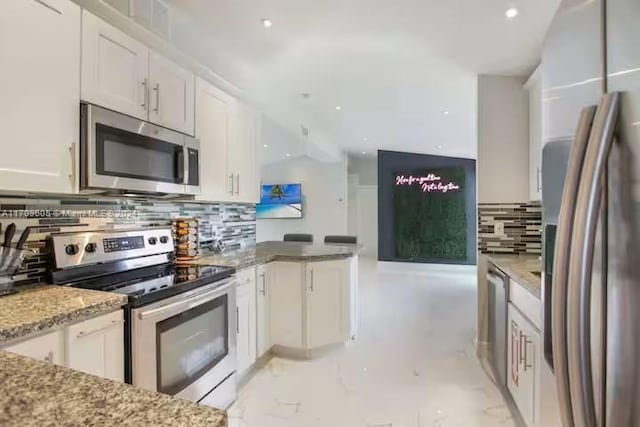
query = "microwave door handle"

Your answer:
(176, 148), (185, 184)
(182, 145), (189, 185)
(552, 105), (597, 427)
